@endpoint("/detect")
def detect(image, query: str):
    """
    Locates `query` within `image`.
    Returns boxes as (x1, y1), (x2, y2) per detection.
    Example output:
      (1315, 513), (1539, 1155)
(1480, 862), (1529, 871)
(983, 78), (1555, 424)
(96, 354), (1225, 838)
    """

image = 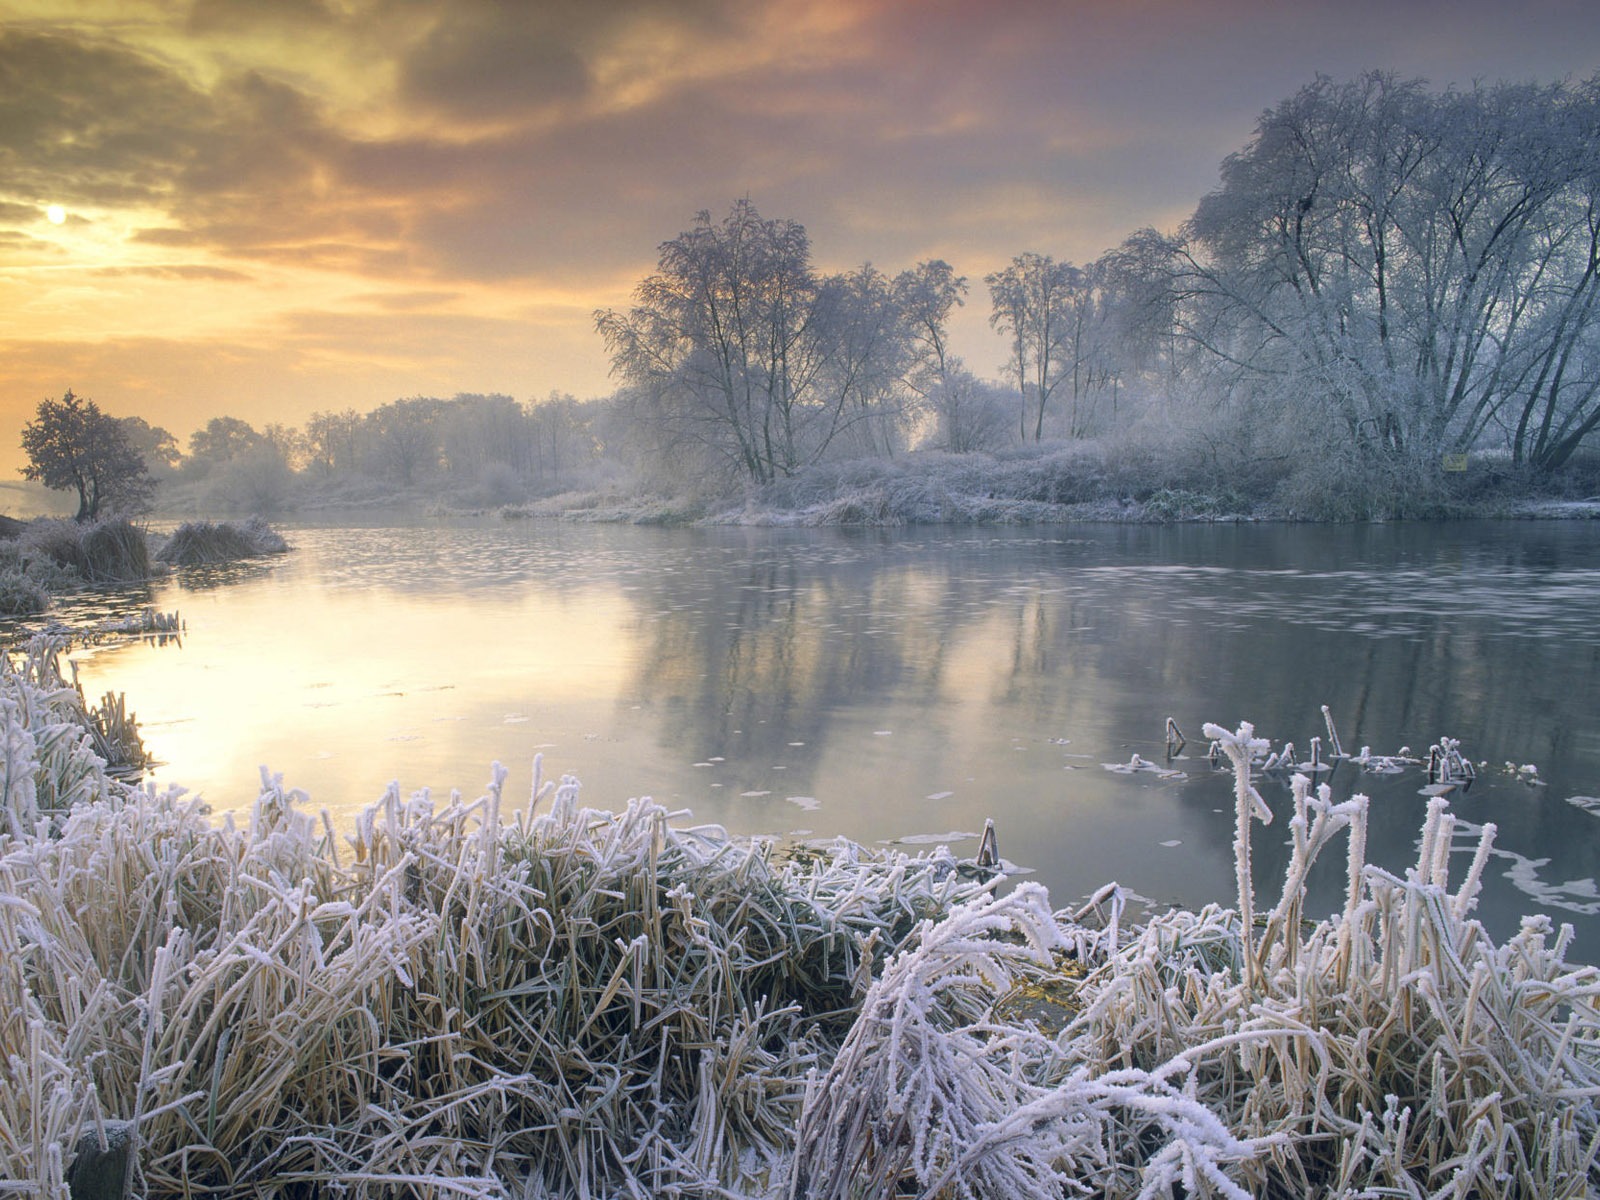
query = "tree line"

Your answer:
(20, 71), (1600, 518)
(18, 390), (612, 518)
(598, 71), (1600, 493)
